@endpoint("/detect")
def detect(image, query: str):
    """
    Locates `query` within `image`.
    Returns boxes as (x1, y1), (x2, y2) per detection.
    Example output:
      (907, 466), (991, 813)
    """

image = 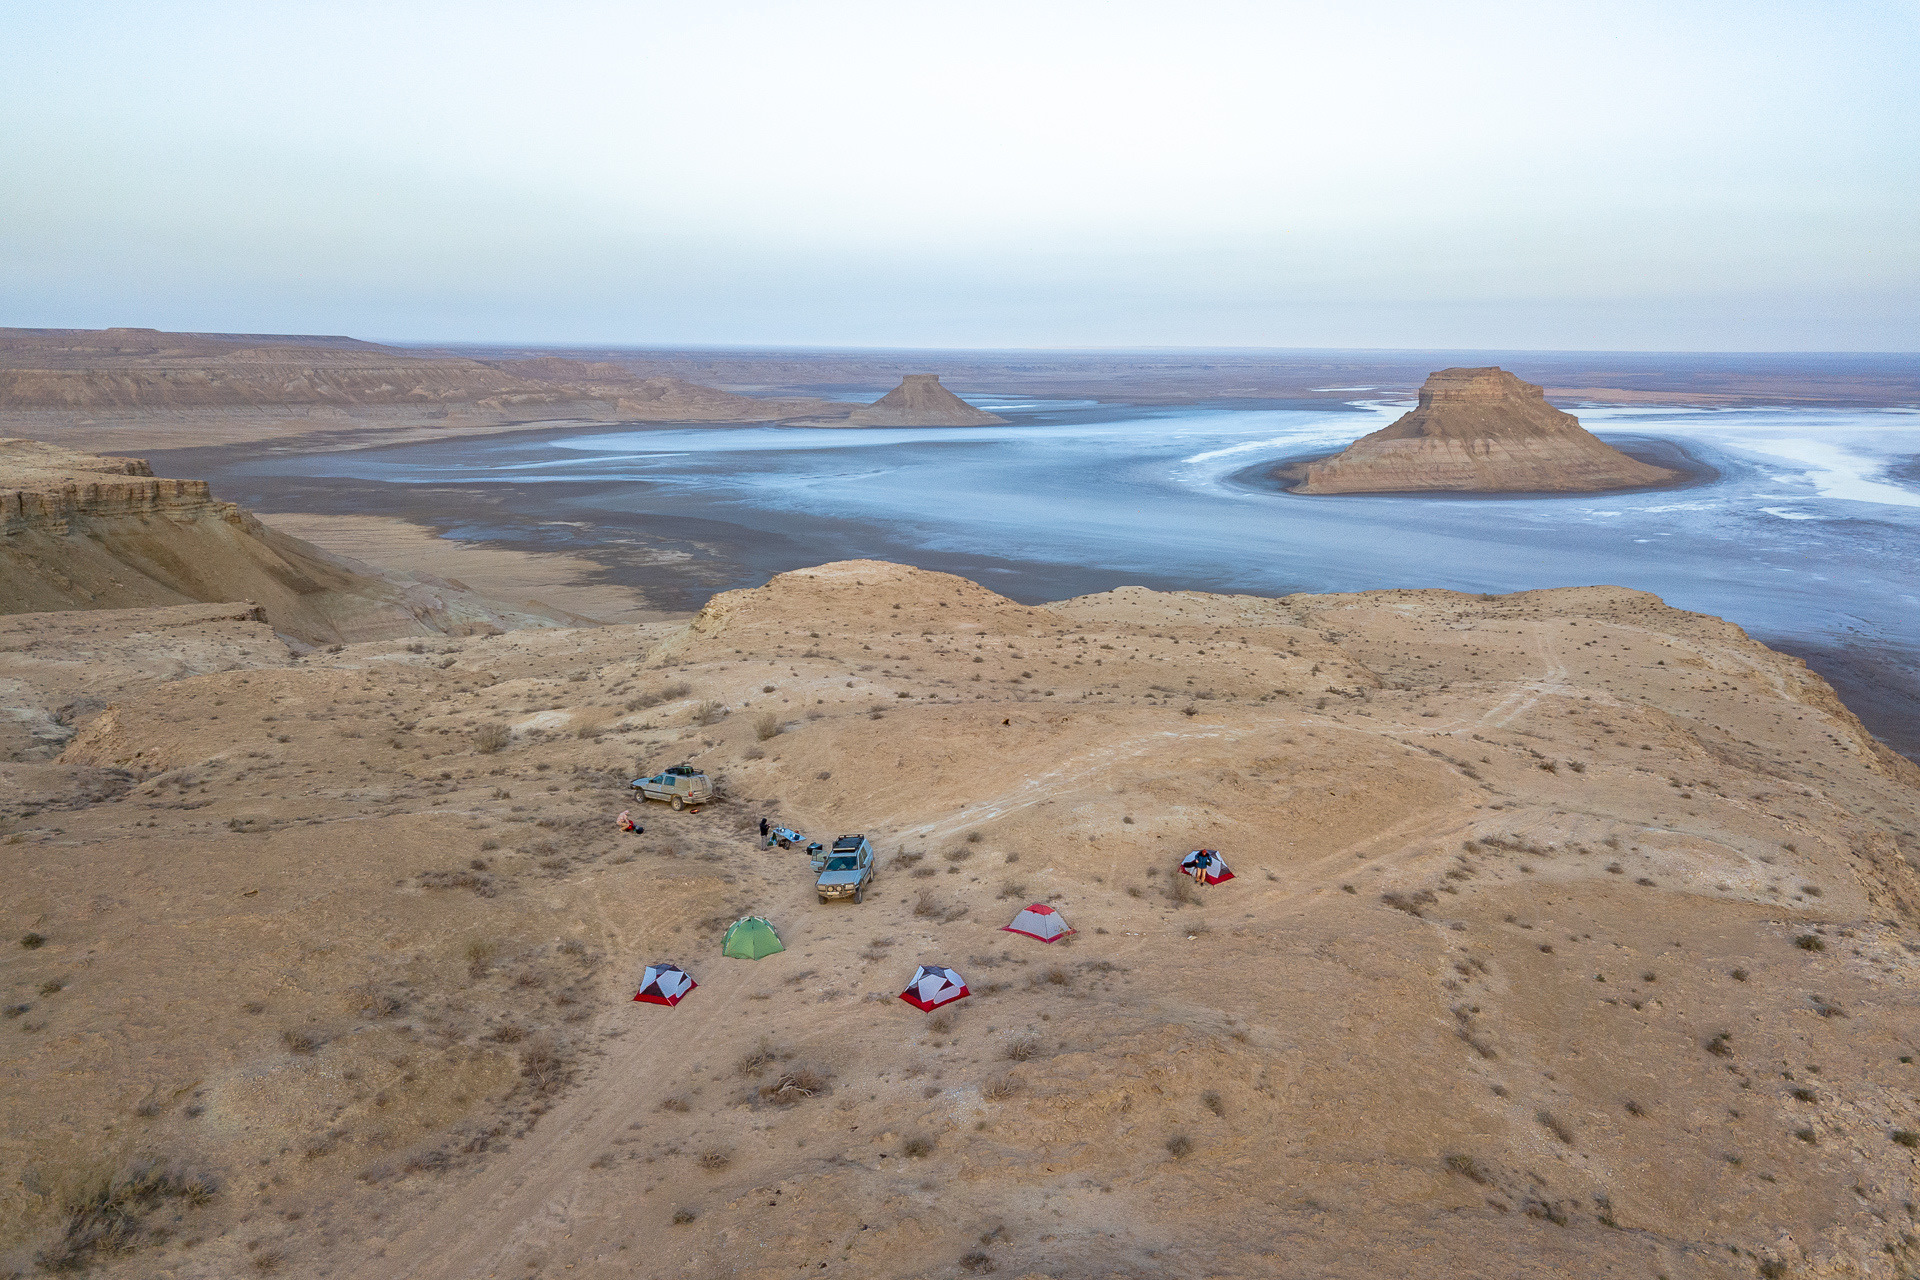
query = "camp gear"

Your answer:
(899, 964), (969, 1011)
(1002, 903), (1075, 943)
(1180, 849), (1234, 885)
(617, 810), (641, 833)
(766, 826), (803, 849)
(633, 963), (695, 1005)
(815, 834), (875, 903)
(631, 764), (712, 811)
(721, 915), (785, 960)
